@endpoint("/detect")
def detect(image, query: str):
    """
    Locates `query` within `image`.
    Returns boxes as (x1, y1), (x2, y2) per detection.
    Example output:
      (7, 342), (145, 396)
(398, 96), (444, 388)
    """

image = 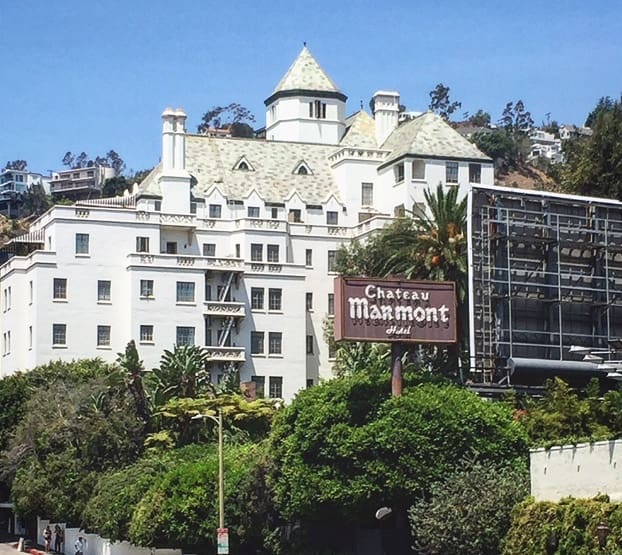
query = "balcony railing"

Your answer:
(203, 301), (245, 317)
(204, 346), (246, 362)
